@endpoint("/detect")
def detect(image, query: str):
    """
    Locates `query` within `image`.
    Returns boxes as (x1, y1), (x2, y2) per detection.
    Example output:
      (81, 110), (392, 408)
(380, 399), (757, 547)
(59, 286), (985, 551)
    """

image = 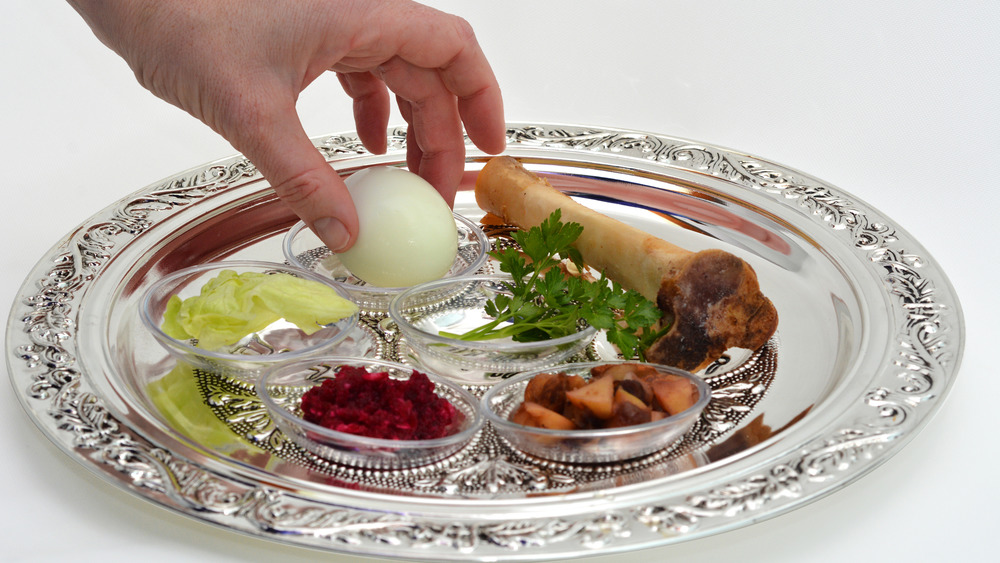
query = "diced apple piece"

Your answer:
(616, 376), (652, 405)
(566, 374), (587, 391)
(562, 401), (601, 430)
(609, 388), (653, 428)
(524, 371), (587, 412)
(591, 363), (638, 381)
(511, 404), (536, 427)
(631, 363), (663, 381)
(651, 374), (700, 415)
(523, 371), (567, 411)
(520, 401), (577, 430)
(565, 374), (615, 419)
(650, 411), (668, 422)
(614, 387), (648, 410)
